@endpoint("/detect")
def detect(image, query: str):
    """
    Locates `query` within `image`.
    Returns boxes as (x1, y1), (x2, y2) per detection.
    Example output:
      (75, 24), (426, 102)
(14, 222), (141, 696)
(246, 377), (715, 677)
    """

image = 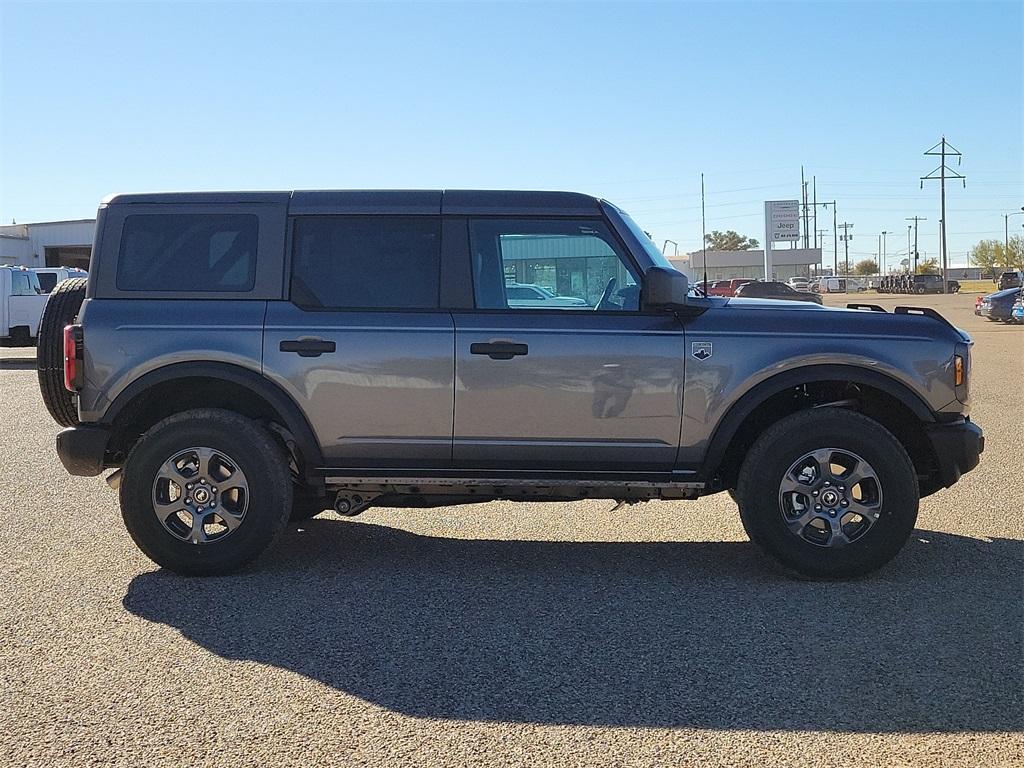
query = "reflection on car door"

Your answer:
(452, 217), (684, 471)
